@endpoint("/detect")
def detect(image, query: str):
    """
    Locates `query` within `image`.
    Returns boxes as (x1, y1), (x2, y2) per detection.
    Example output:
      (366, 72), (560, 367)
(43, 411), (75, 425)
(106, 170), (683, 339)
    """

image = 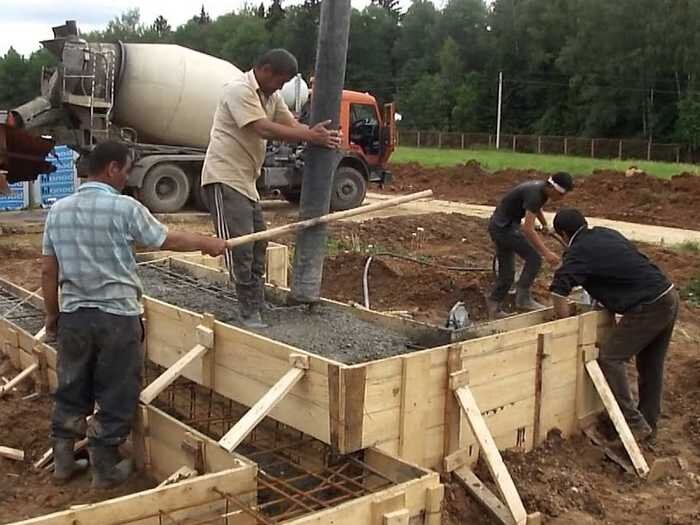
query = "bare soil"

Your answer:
(384, 162), (700, 231)
(1, 203), (699, 523)
(0, 362), (155, 524)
